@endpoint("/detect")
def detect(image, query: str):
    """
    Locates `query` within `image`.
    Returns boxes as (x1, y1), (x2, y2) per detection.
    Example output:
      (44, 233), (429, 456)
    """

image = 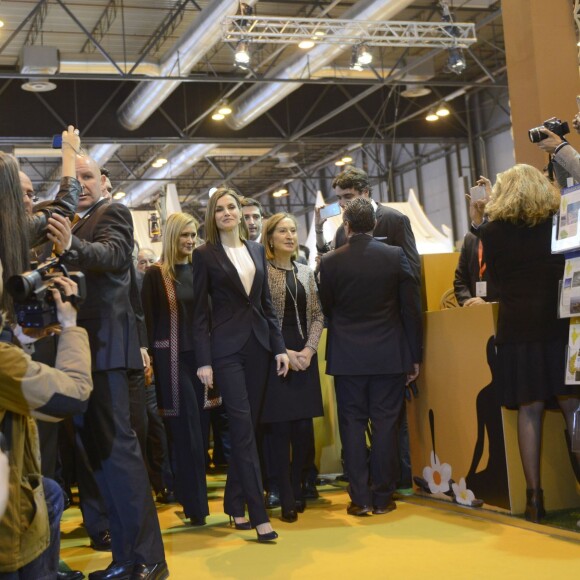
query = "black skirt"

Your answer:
(496, 339), (580, 409)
